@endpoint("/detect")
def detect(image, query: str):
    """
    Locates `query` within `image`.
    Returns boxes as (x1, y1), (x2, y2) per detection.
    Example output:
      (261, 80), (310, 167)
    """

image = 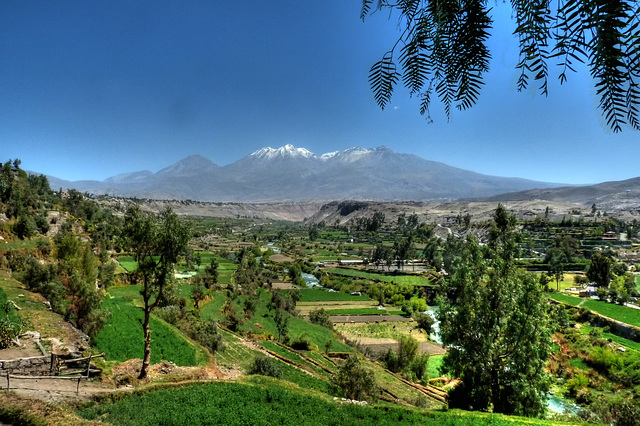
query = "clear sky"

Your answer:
(1, 1), (637, 184)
